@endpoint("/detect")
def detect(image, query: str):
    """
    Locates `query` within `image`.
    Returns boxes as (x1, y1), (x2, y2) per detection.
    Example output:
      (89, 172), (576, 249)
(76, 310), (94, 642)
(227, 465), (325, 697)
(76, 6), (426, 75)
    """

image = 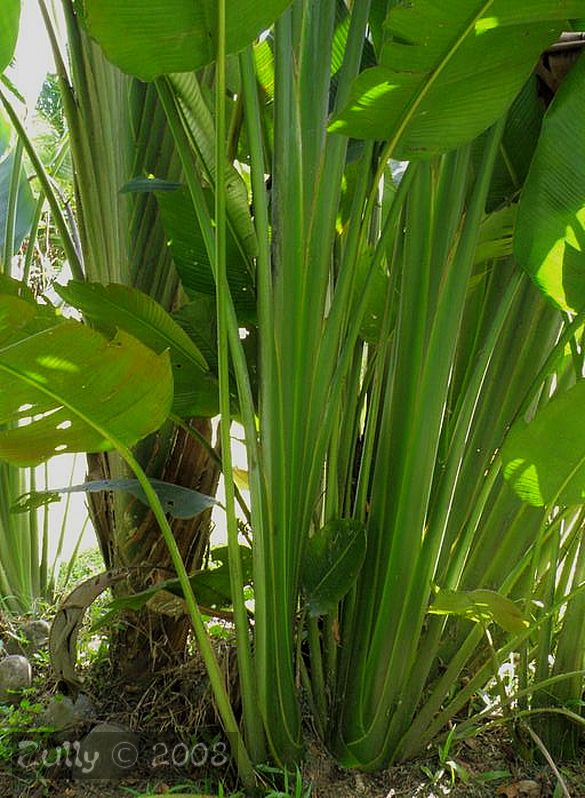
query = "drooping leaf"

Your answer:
(172, 294), (218, 371)
(429, 587), (529, 634)
(0, 151), (35, 255)
(81, 0), (294, 81)
(301, 519), (367, 616)
(56, 281), (219, 418)
(12, 477), (217, 519)
(50, 569), (129, 690)
(0, 295), (172, 467)
(329, 1), (575, 157)
(0, 0), (20, 74)
(515, 53), (585, 312)
(501, 381), (585, 508)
